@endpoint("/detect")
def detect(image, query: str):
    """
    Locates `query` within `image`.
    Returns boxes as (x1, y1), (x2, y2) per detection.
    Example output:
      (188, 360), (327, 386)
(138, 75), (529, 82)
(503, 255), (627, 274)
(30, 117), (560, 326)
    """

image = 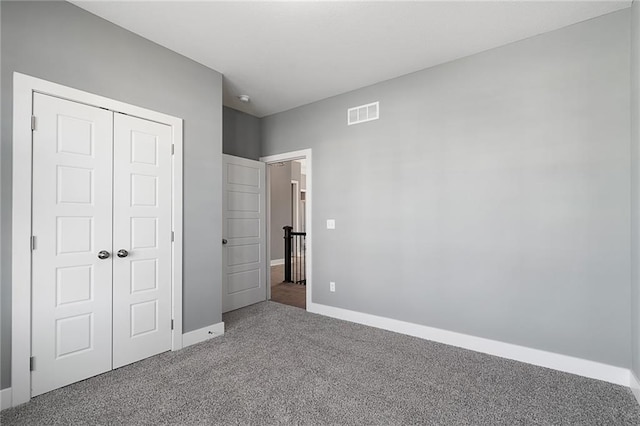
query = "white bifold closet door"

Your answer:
(112, 112), (173, 369)
(31, 93), (172, 396)
(31, 93), (114, 396)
